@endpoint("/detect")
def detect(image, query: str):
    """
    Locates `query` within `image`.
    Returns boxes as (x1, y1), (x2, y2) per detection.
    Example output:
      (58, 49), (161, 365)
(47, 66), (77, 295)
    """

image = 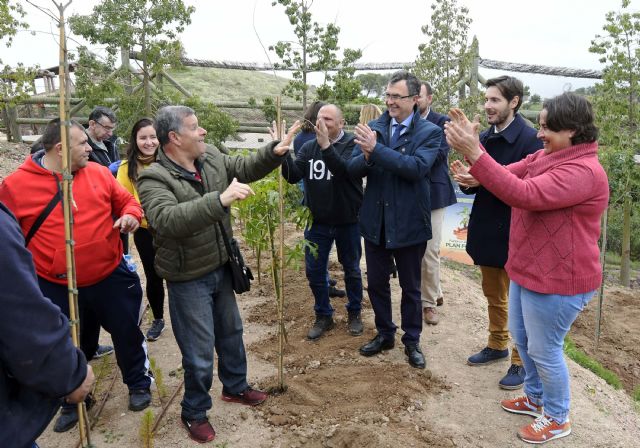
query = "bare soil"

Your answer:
(1, 140), (638, 447)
